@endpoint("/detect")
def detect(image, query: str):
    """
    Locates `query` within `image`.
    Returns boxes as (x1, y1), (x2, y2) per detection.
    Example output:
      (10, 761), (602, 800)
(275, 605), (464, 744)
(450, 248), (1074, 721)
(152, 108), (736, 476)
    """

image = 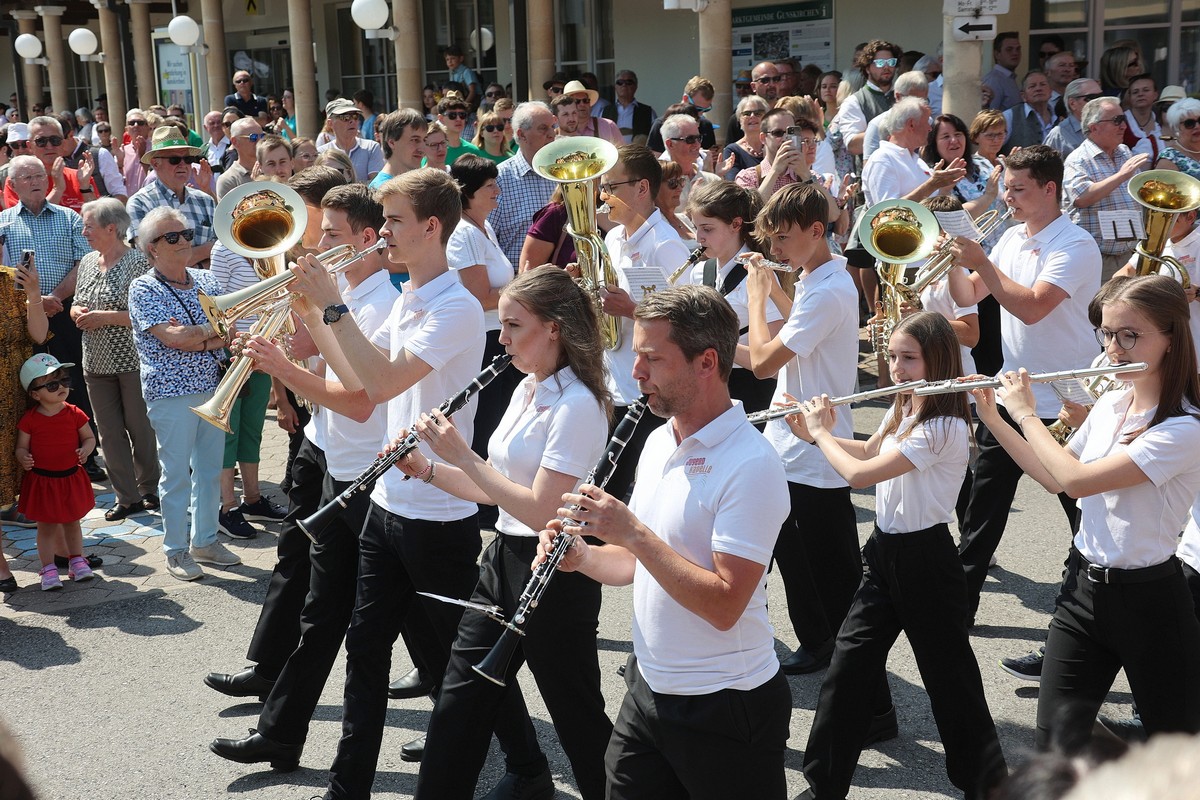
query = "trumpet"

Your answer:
(297, 354), (513, 543)
(746, 380), (929, 424)
(913, 363), (1148, 396)
(668, 246), (707, 285)
(470, 397), (648, 687)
